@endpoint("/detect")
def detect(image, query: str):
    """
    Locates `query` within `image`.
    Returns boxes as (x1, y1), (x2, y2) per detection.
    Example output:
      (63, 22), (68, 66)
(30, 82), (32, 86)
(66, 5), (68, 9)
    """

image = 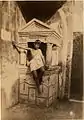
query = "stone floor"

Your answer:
(1, 100), (83, 120)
